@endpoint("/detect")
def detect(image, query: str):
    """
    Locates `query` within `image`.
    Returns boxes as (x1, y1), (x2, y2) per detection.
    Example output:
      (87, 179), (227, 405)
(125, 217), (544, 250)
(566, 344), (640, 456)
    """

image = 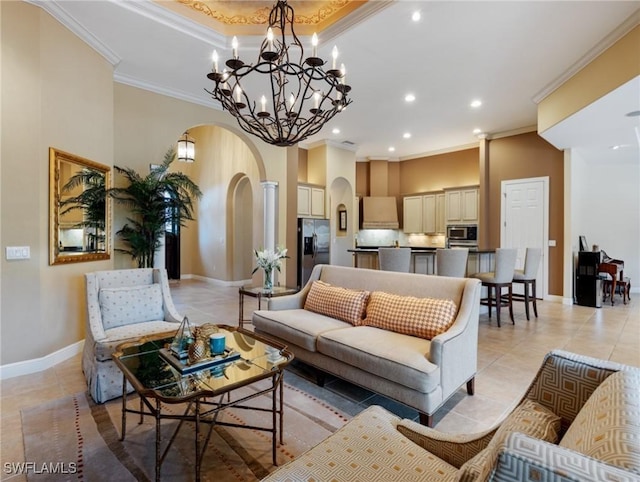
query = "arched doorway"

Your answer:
(228, 174), (254, 281)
